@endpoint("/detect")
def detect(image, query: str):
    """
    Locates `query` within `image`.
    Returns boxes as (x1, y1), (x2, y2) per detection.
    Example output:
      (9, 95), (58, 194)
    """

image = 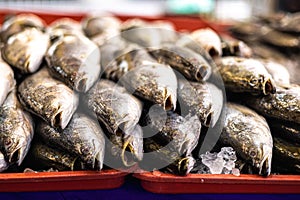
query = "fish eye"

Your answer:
(4, 138), (12, 147)
(249, 150), (257, 157)
(249, 78), (258, 86)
